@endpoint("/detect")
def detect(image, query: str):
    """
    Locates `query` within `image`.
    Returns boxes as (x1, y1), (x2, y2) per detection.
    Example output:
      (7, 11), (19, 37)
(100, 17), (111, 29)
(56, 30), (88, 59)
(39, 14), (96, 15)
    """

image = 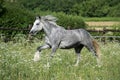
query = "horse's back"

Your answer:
(70, 29), (93, 46)
(69, 29), (92, 40)
(59, 29), (92, 49)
